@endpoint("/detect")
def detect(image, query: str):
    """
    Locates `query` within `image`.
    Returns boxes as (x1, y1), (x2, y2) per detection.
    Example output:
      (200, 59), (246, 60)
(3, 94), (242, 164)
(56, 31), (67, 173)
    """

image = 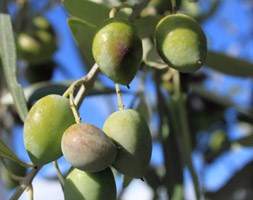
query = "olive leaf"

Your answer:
(133, 16), (160, 38)
(233, 134), (253, 147)
(0, 9), (28, 122)
(122, 175), (133, 189)
(67, 18), (96, 69)
(136, 95), (150, 123)
(205, 51), (253, 77)
(0, 139), (31, 167)
(0, 80), (116, 106)
(63, 0), (124, 25)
